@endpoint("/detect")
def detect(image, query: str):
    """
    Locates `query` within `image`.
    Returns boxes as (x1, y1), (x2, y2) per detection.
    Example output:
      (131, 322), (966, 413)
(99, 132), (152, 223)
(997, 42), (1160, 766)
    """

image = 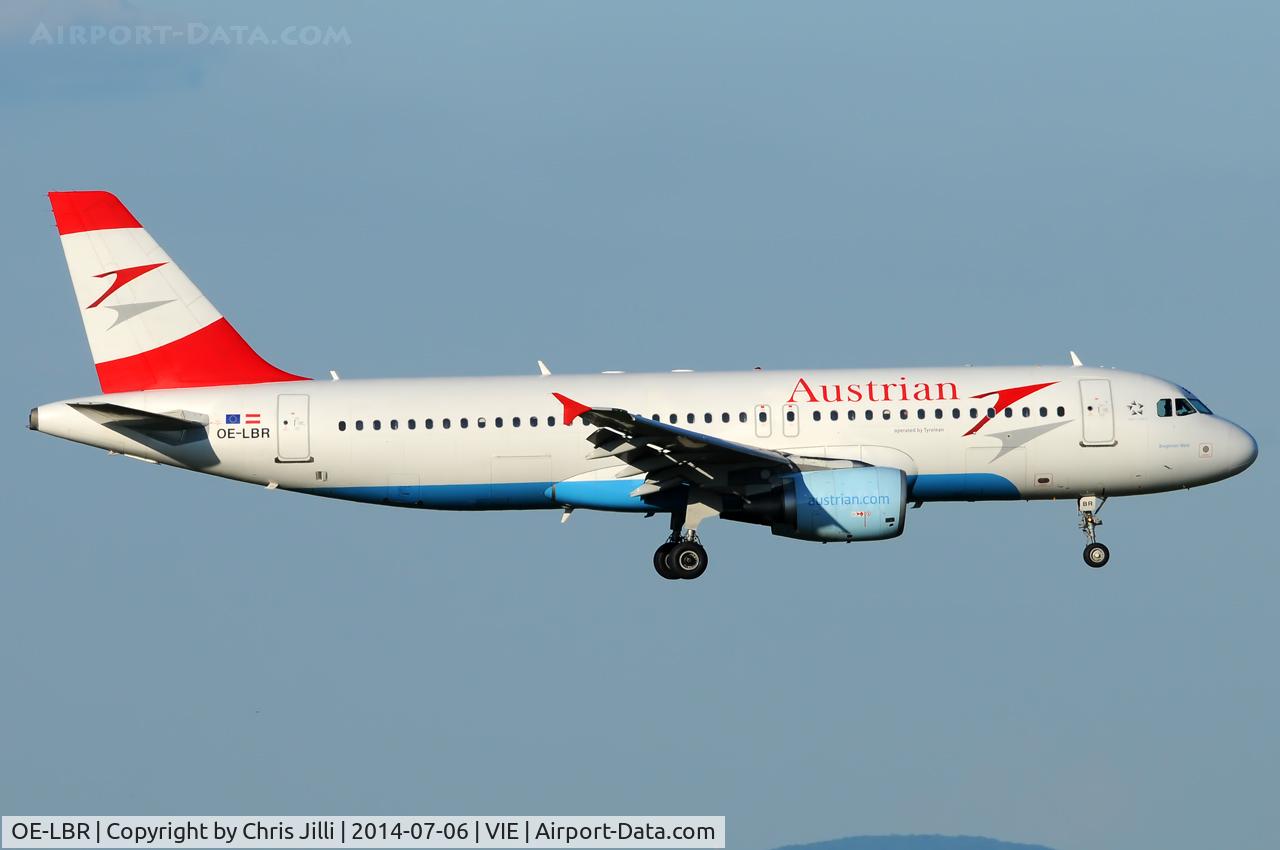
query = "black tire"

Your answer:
(668, 541), (709, 580)
(1083, 542), (1110, 568)
(653, 542), (679, 579)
